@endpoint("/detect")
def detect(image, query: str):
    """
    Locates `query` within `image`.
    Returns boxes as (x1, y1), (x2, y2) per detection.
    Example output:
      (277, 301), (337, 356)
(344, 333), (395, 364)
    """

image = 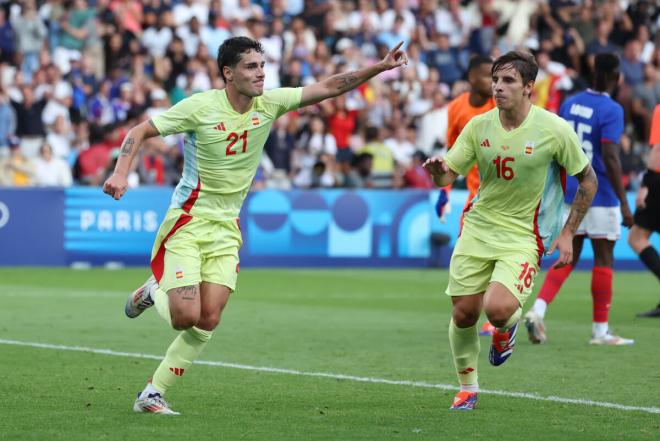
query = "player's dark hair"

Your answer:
(217, 36), (265, 81)
(467, 55), (493, 74)
(593, 53), (620, 92)
(492, 51), (538, 86)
